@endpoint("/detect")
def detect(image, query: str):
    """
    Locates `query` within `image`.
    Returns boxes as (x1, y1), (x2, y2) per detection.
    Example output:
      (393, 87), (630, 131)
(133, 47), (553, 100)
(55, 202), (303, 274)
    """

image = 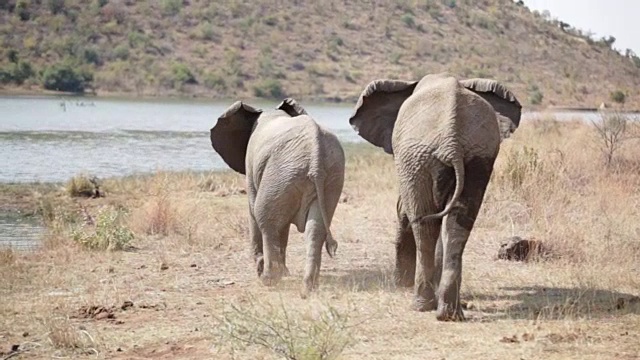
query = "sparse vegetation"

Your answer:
(215, 296), (354, 359)
(591, 111), (640, 166)
(0, 1), (638, 105)
(72, 206), (134, 251)
(1, 119), (640, 358)
(610, 89), (626, 104)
